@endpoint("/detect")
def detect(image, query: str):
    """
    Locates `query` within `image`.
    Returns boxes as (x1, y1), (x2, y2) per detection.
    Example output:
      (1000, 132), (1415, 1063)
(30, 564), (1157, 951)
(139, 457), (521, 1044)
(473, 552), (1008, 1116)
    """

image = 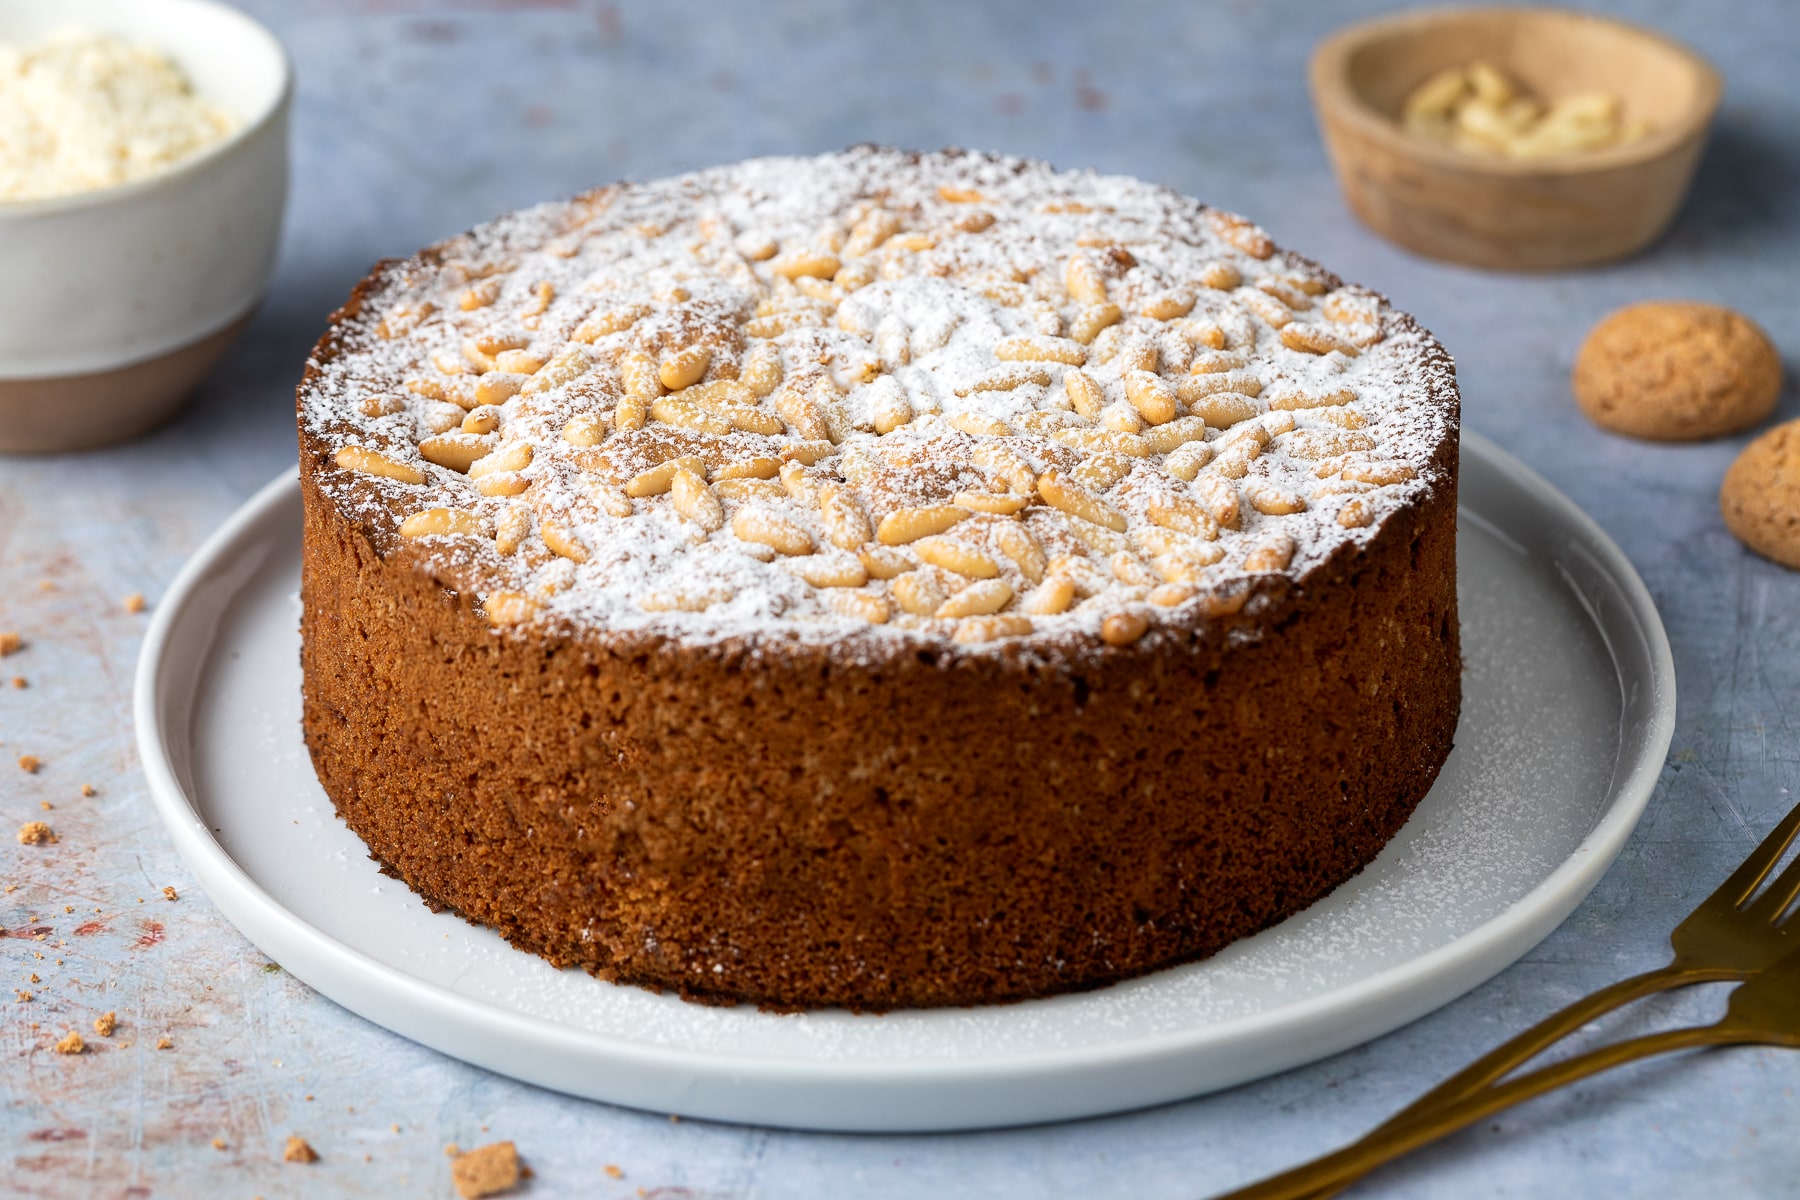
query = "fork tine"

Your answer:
(1718, 797), (1800, 909)
(1743, 846), (1800, 923)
